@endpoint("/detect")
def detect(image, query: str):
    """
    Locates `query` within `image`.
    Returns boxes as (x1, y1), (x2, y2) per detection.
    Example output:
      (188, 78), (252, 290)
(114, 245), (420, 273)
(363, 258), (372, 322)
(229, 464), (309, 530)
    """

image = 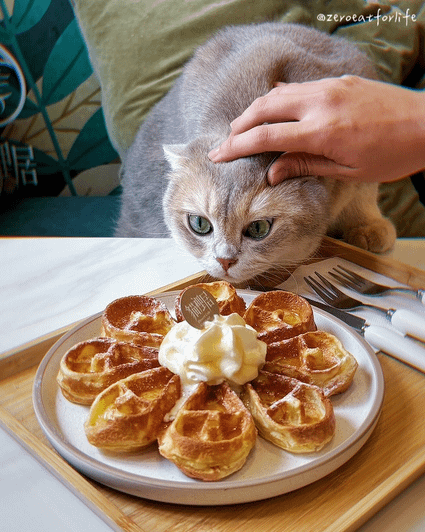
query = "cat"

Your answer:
(115, 22), (396, 284)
